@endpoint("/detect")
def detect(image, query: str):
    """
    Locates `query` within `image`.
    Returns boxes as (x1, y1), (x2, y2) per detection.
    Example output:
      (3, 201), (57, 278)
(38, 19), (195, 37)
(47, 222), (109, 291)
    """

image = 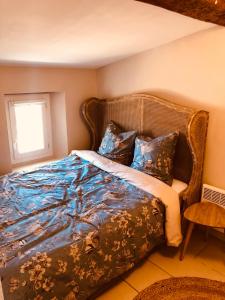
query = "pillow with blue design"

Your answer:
(98, 121), (137, 165)
(131, 132), (179, 186)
